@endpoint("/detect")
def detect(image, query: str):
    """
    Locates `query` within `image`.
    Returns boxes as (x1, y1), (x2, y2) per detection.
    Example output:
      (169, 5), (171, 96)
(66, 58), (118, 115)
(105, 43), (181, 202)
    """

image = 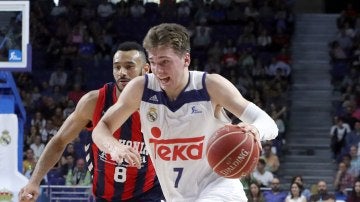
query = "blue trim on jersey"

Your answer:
(96, 83), (113, 197)
(142, 73), (210, 112)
